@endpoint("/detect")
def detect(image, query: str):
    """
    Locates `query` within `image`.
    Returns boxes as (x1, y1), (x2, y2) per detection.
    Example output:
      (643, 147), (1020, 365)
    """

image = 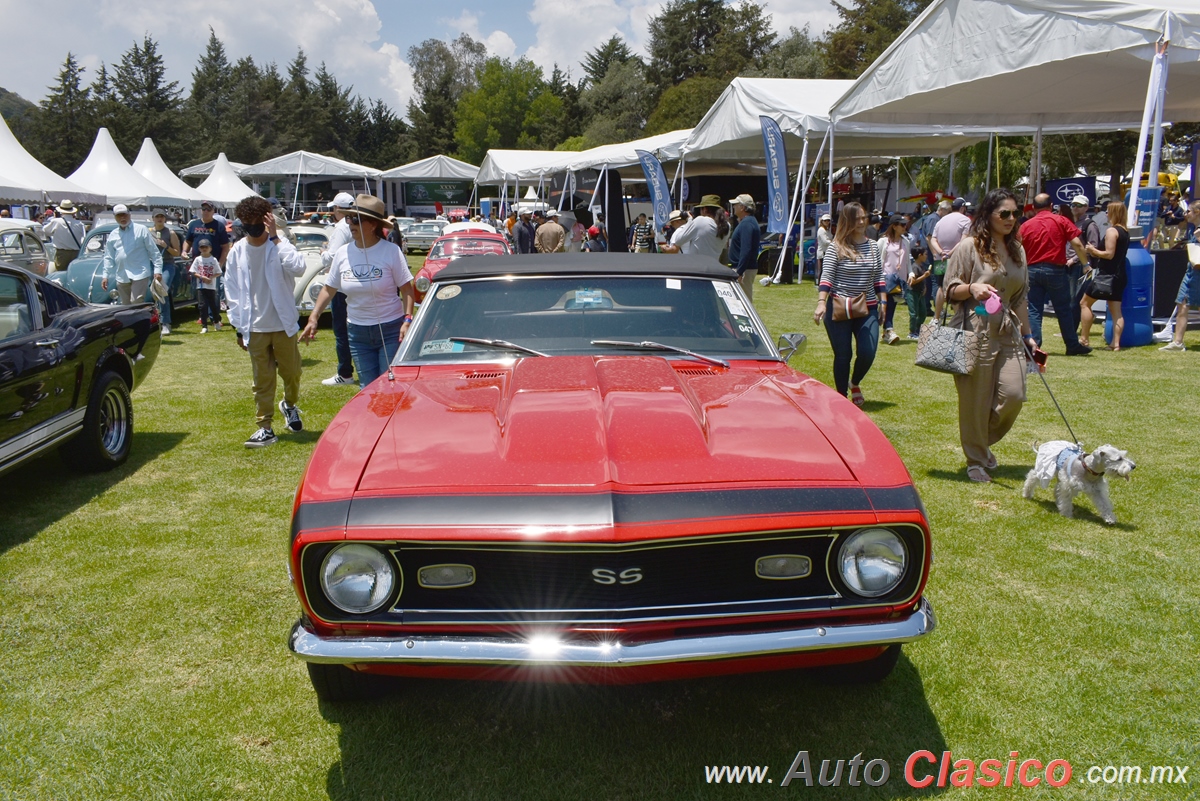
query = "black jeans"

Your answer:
(331, 291), (354, 379)
(197, 287), (222, 325)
